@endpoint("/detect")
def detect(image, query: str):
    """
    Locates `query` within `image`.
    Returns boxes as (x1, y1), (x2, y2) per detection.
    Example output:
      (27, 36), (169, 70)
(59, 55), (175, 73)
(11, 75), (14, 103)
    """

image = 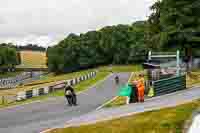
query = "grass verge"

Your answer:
(0, 71), (22, 79)
(49, 99), (200, 133)
(98, 65), (142, 72)
(186, 69), (200, 87)
(0, 72), (110, 108)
